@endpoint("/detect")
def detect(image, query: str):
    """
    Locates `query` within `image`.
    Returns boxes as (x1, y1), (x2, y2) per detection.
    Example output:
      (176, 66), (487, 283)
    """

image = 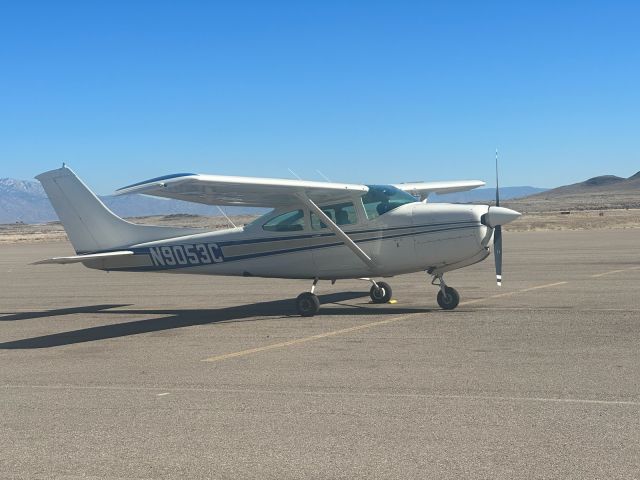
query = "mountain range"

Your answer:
(528, 172), (640, 196)
(0, 178), (262, 224)
(430, 186), (547, 203)
(506, 172), (640, 211)
(1, 172), (638, 224)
